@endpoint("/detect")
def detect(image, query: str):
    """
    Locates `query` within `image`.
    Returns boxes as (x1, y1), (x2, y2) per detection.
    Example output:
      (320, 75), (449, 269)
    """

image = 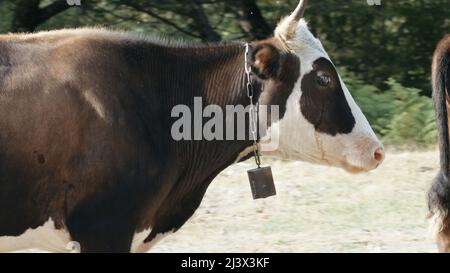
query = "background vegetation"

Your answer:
(0, 0), (449, 147)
